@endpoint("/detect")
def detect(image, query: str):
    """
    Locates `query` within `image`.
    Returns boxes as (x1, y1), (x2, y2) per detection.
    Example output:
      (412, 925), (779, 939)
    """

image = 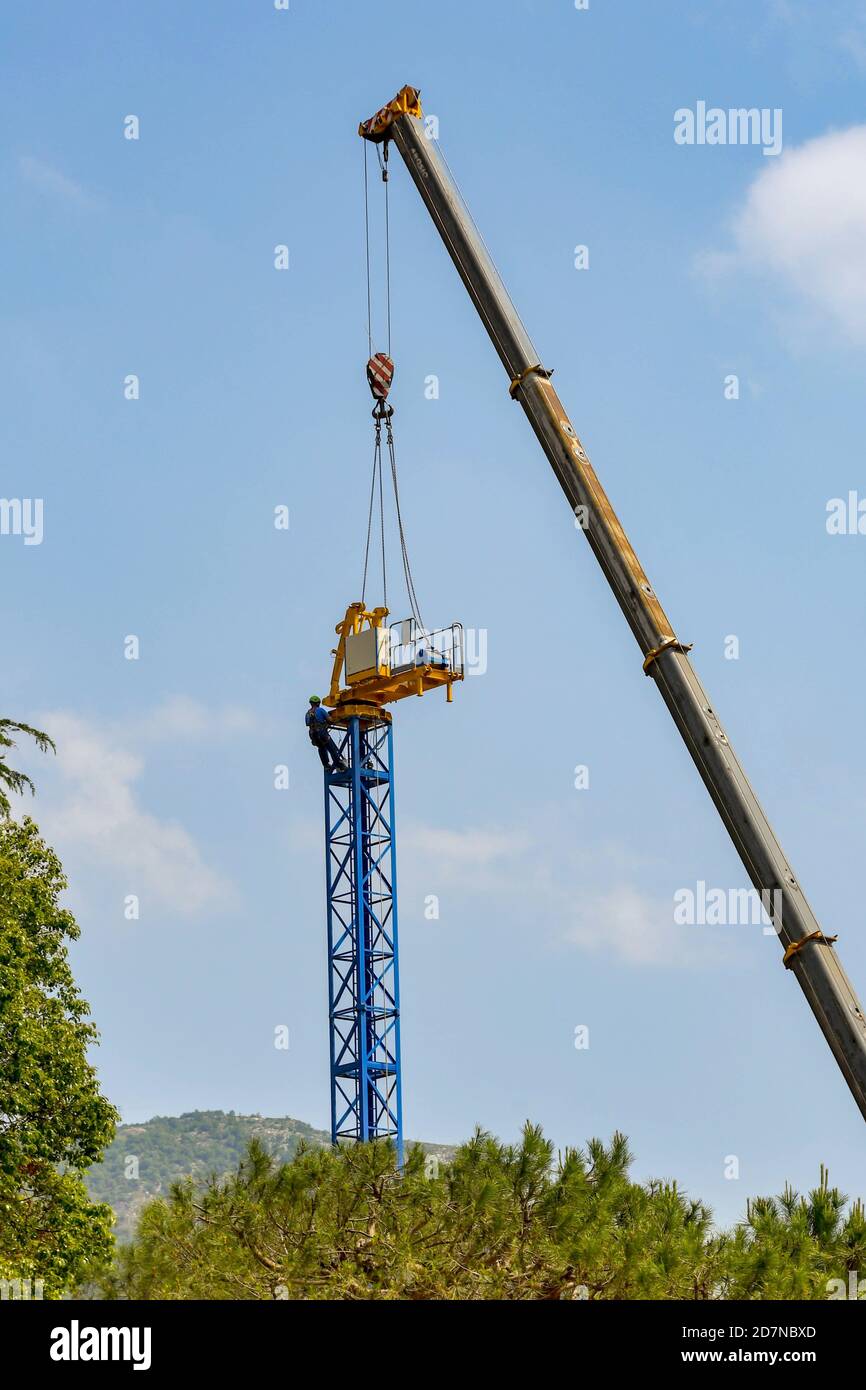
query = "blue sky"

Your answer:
(3, 0), (866, 1226)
